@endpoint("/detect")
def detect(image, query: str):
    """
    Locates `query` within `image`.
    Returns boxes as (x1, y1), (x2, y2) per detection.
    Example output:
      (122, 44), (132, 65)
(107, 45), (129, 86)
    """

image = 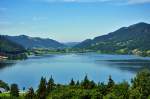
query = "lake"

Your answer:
(0, 53), (150, 89)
